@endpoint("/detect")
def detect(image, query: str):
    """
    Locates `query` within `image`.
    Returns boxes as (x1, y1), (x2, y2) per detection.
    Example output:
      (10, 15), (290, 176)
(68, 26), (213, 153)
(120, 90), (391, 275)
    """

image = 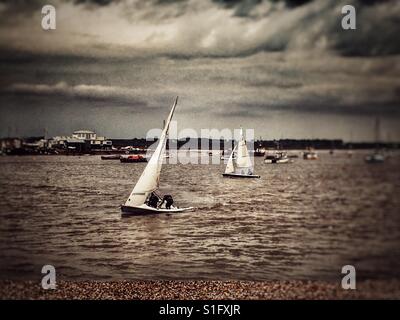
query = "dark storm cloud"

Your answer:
(215, 0), (400, 57)
(0, 0), (44, 10)
(1, 0), (399, 58)
(332, 3), (400, 56)
(0, 0), (44, 23)
(0, 0), (399, 139)
(0, 0), (114, 8)
(73, 0), (116, 5)
(212, 0), (262, 17)
(1, 82), (150, 107)
(223, 96), (400, 117)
